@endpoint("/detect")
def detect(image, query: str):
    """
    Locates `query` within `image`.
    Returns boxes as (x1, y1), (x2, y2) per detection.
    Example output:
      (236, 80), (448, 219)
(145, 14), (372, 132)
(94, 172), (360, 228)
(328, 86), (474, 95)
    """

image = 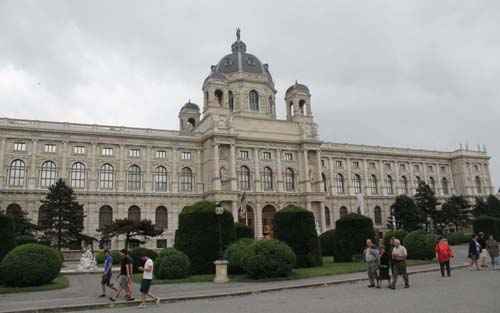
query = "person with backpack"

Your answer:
(435, 238), (454, 277)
